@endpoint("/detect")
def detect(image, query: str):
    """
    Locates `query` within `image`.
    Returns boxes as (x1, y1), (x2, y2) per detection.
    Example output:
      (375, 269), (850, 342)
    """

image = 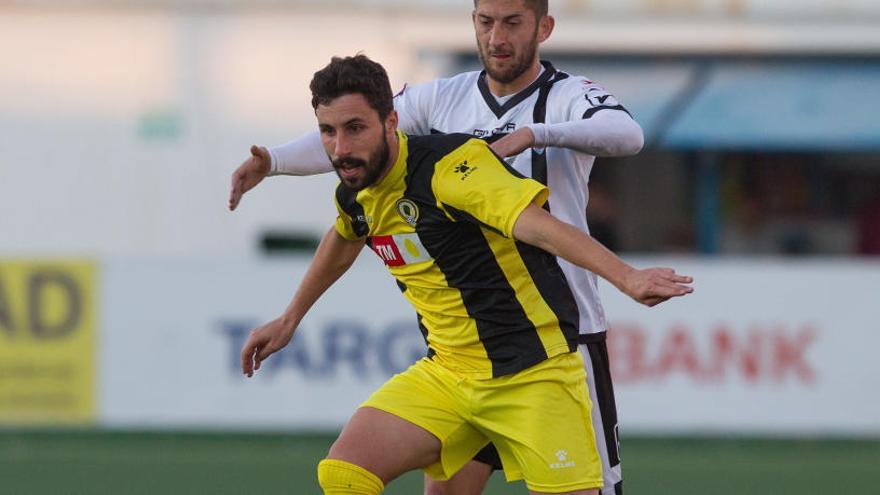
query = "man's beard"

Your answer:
(477, 32), (539, 85)
(332, 133), (390, 191)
